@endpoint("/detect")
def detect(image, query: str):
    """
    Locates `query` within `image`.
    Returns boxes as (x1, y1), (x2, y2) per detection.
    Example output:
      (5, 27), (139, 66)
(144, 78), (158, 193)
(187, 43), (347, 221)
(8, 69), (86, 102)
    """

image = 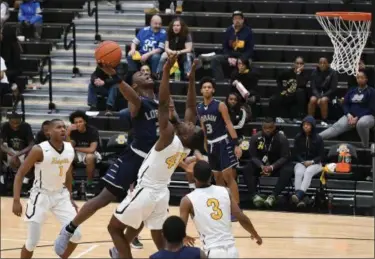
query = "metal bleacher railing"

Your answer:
(371, 143), (375, 215)
(63, 22), (81, 77)
(87, 0), (101, 42)
(39, 56), (54, 113)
